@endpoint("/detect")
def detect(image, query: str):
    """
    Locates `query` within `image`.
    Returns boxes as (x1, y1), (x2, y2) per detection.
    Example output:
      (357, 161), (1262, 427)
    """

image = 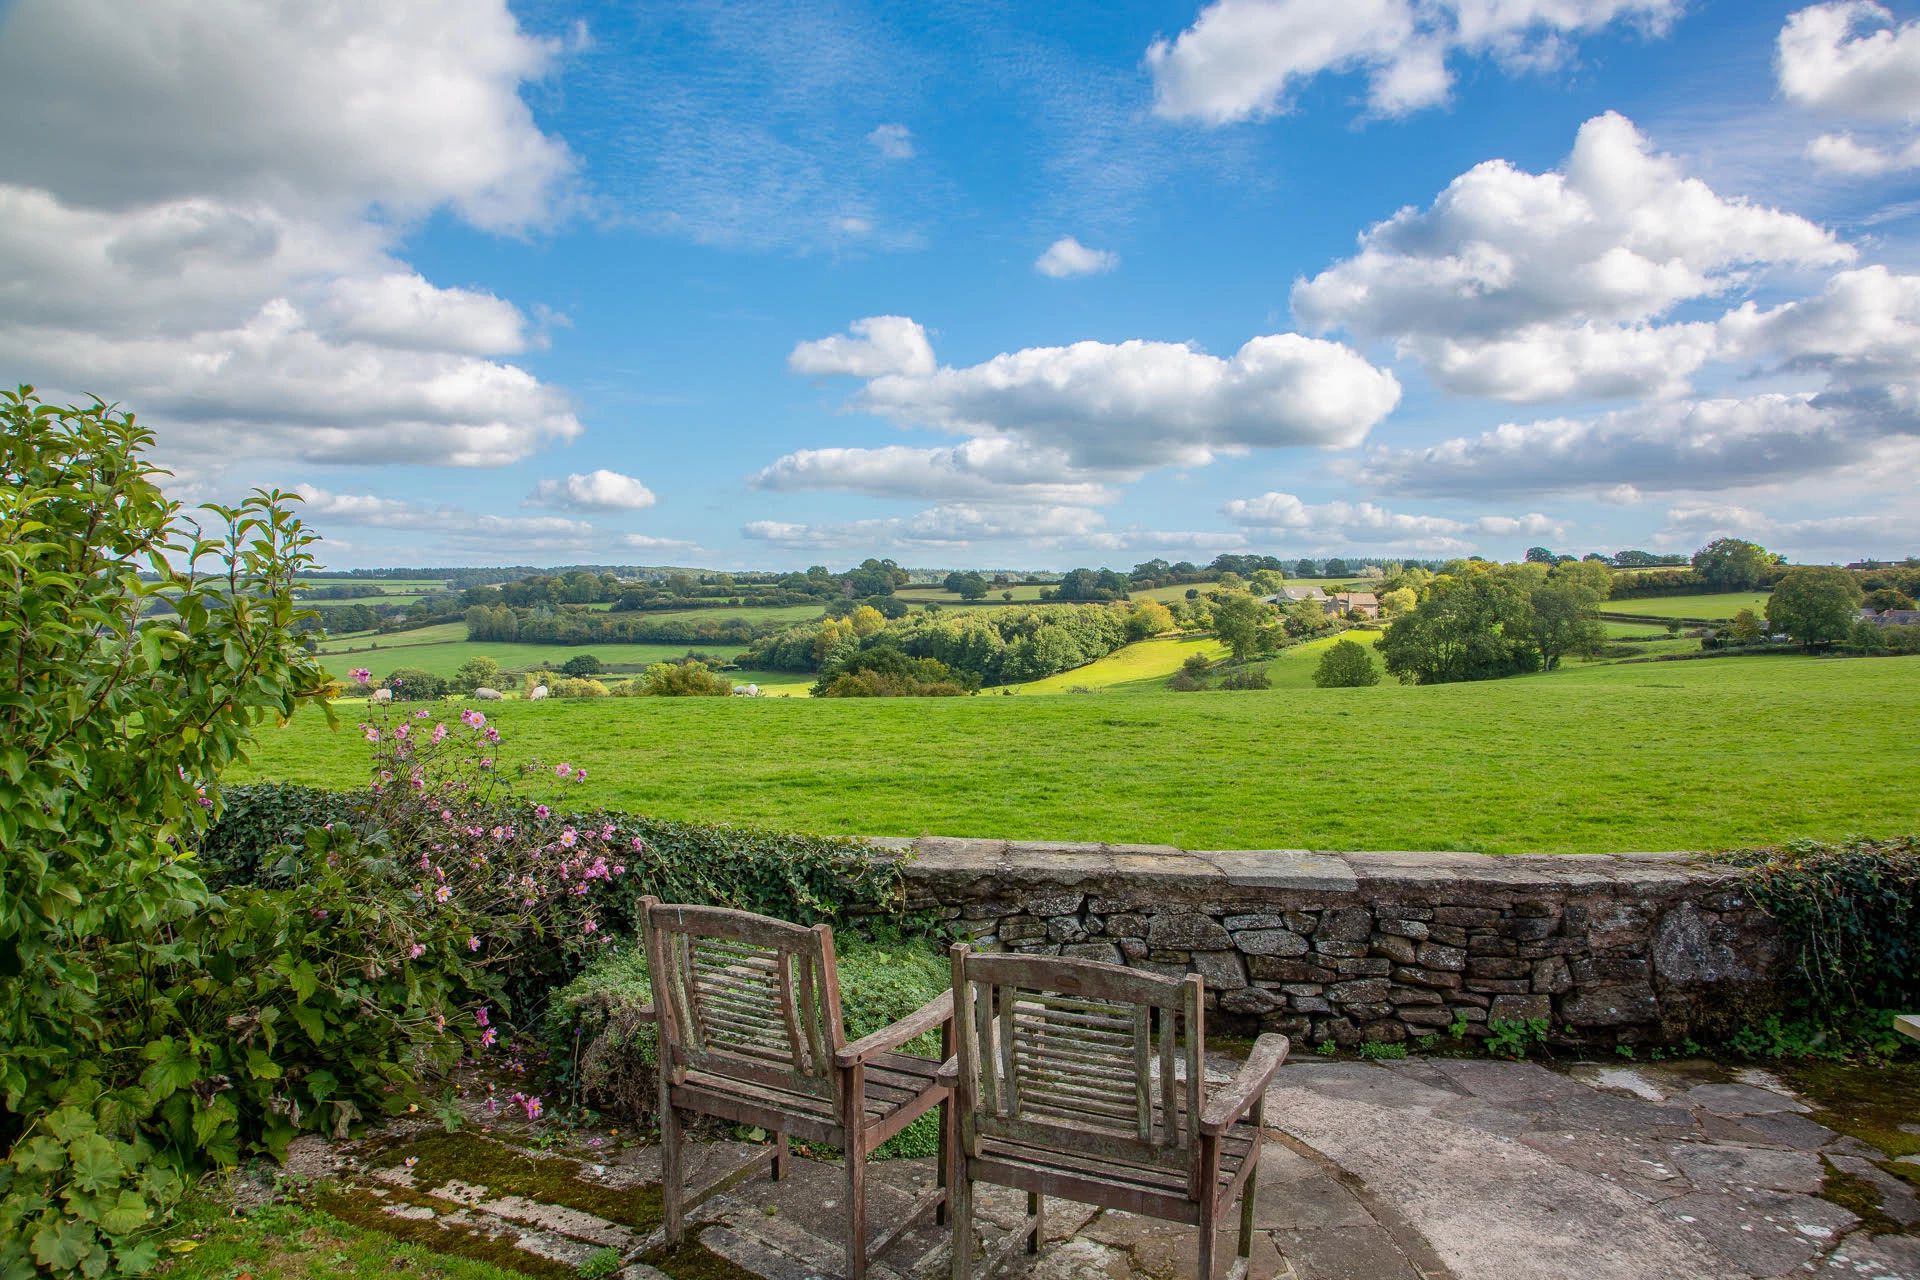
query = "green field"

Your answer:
(234, 653), (1920, 853)
(897, 582), (1054, 604)
(1601, 592), (1771, 620)
(1013, 633), (1230, 692)
(315, 626), (748, 680)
